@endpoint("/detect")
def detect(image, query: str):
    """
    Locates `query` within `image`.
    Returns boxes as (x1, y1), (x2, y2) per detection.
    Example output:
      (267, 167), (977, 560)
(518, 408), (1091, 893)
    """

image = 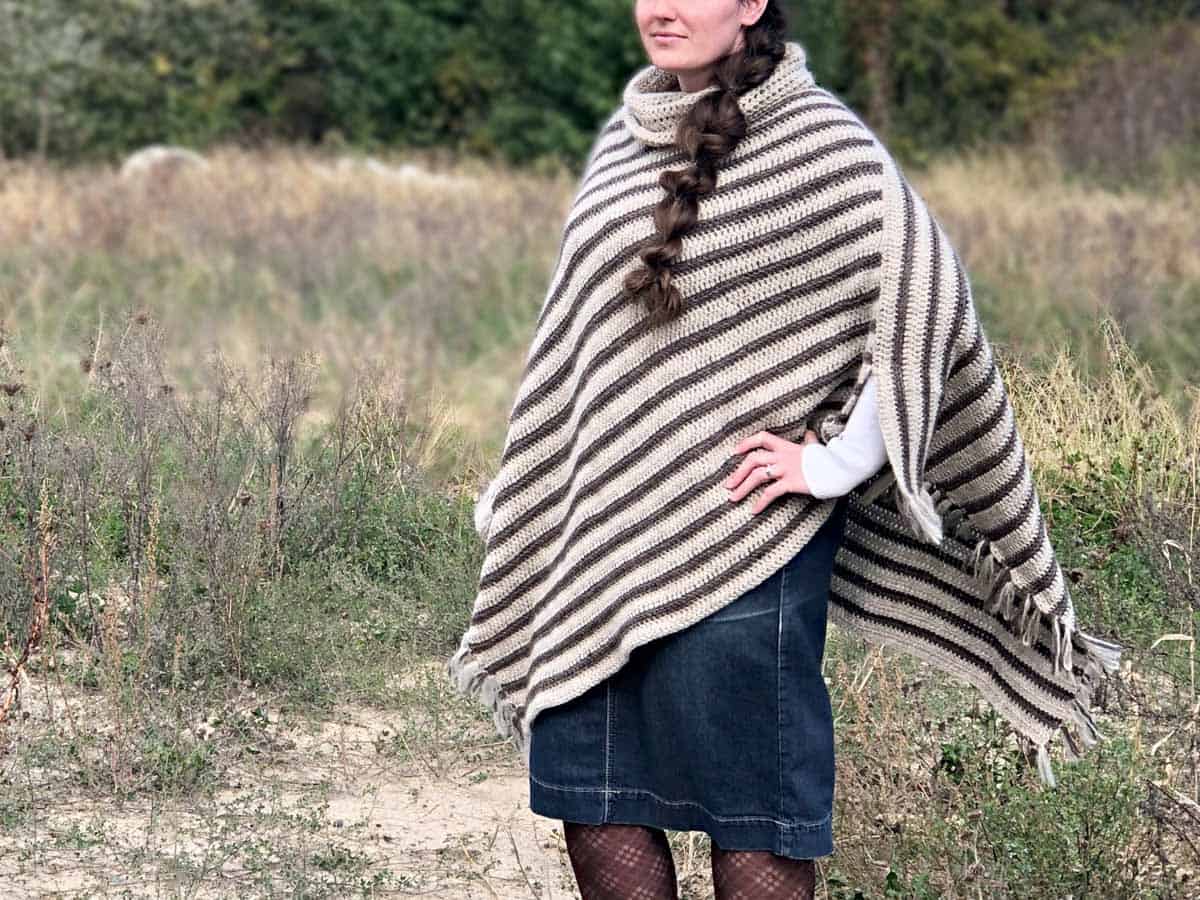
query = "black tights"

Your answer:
(562, 821), (816, 900)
